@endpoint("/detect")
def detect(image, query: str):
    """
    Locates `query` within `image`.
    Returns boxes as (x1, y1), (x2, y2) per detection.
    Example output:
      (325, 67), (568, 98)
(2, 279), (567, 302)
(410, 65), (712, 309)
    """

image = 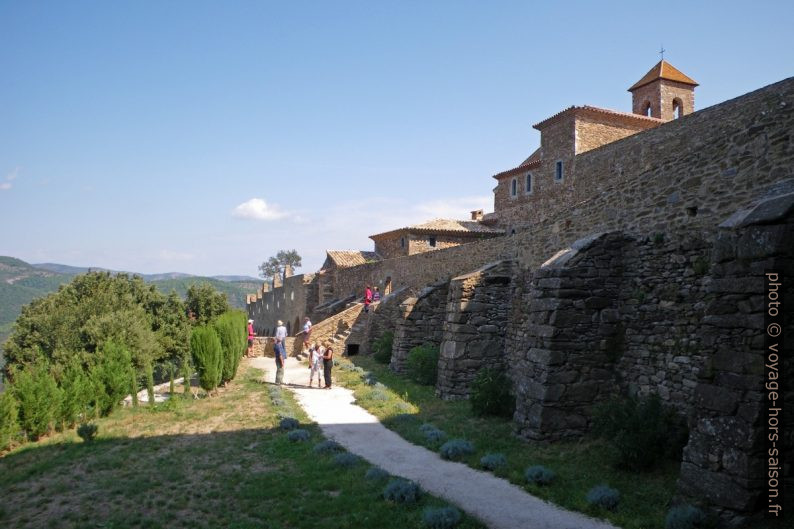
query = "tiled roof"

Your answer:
(533, 105), (664, 130)
(325, 250), (381, 268)
(370, 219), (504, 239)
(628, 60), (698, 91)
